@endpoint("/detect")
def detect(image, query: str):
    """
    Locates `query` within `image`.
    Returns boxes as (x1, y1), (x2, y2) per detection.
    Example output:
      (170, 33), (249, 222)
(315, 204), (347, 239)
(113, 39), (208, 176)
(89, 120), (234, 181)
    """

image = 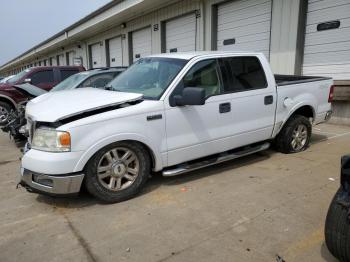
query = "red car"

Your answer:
(0, 66), (85, 125)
